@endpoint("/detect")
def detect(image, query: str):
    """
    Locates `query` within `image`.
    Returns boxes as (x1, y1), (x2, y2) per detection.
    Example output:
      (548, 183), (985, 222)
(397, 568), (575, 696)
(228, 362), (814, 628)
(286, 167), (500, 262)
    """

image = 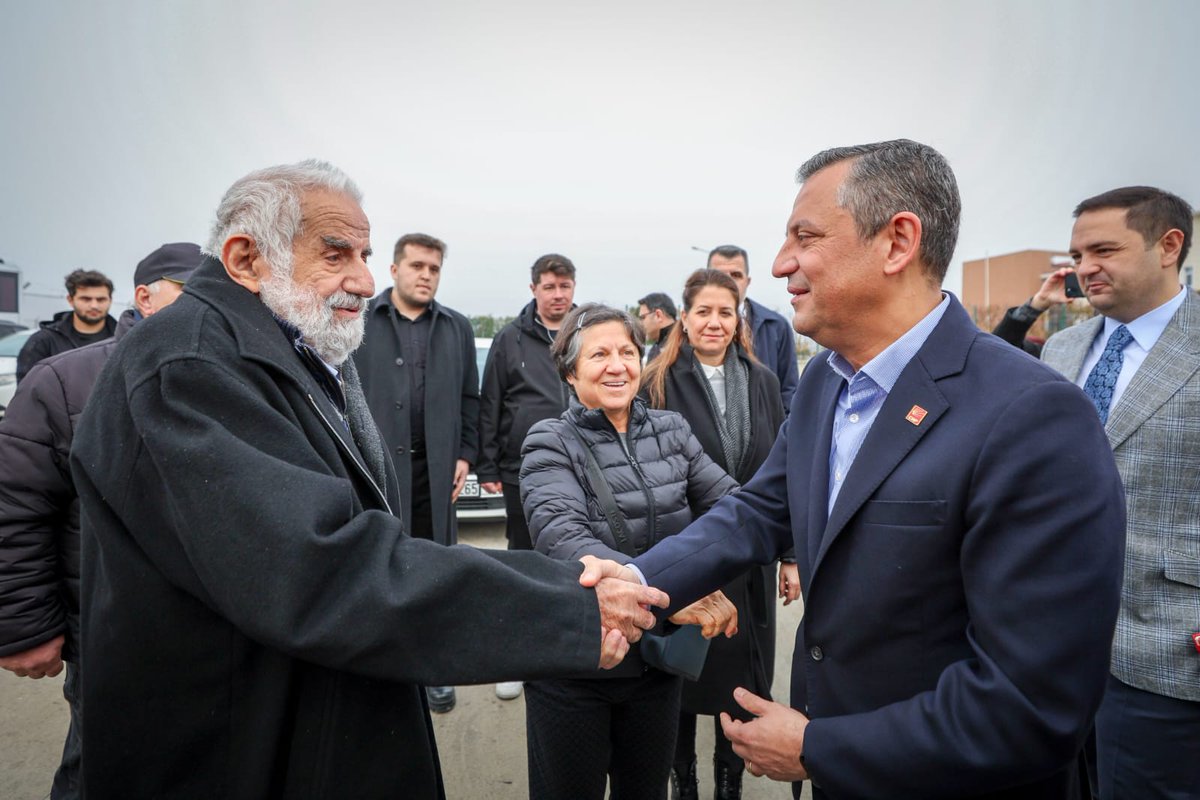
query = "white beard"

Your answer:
(259, 275), (367, 366)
